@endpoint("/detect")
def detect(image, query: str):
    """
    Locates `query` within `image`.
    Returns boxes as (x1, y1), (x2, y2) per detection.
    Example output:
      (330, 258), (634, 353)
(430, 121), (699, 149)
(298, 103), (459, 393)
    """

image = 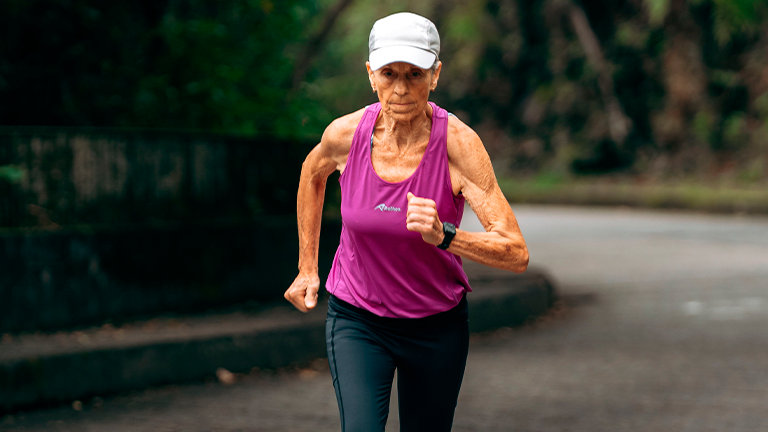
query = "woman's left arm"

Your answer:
(405, 117), (529, 272)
